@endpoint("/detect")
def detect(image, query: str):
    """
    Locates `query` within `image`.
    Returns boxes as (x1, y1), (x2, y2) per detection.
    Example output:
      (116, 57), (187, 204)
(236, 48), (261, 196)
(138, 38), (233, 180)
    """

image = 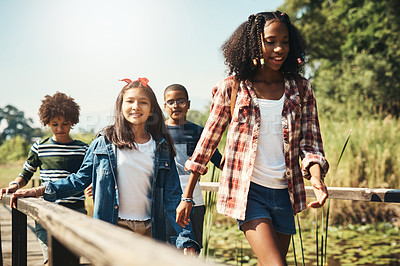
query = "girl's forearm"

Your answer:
(309, 163), (322, 179)
(34, 186), (46, 198)
(182, 172), (200, 199)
